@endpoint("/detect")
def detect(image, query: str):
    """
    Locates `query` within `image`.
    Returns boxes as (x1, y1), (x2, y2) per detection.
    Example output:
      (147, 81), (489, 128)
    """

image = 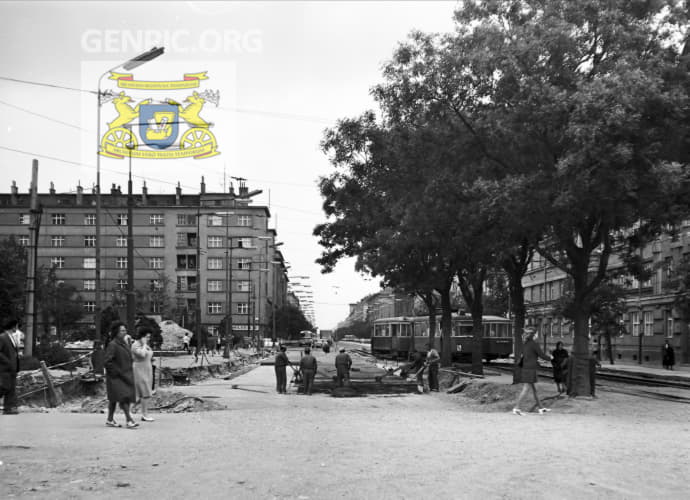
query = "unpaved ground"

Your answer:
(1, 349), (689, 499)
